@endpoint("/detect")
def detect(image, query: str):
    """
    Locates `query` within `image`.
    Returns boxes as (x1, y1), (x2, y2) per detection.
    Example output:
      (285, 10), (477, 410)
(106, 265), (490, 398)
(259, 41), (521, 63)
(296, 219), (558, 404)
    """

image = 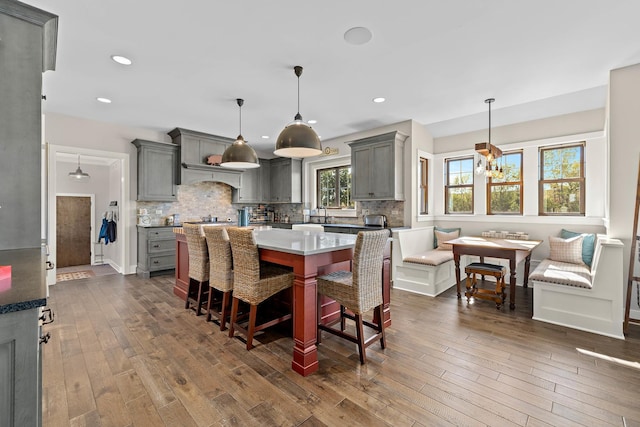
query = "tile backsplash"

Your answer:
(136, 182), (405, 226)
